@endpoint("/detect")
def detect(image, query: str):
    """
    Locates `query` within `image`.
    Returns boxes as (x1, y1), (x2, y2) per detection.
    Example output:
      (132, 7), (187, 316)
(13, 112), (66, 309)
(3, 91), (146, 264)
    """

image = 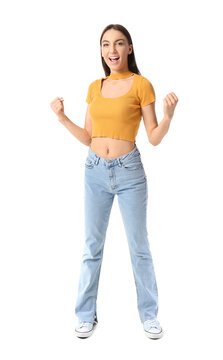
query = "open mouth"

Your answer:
(109, 57), (120, 63)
